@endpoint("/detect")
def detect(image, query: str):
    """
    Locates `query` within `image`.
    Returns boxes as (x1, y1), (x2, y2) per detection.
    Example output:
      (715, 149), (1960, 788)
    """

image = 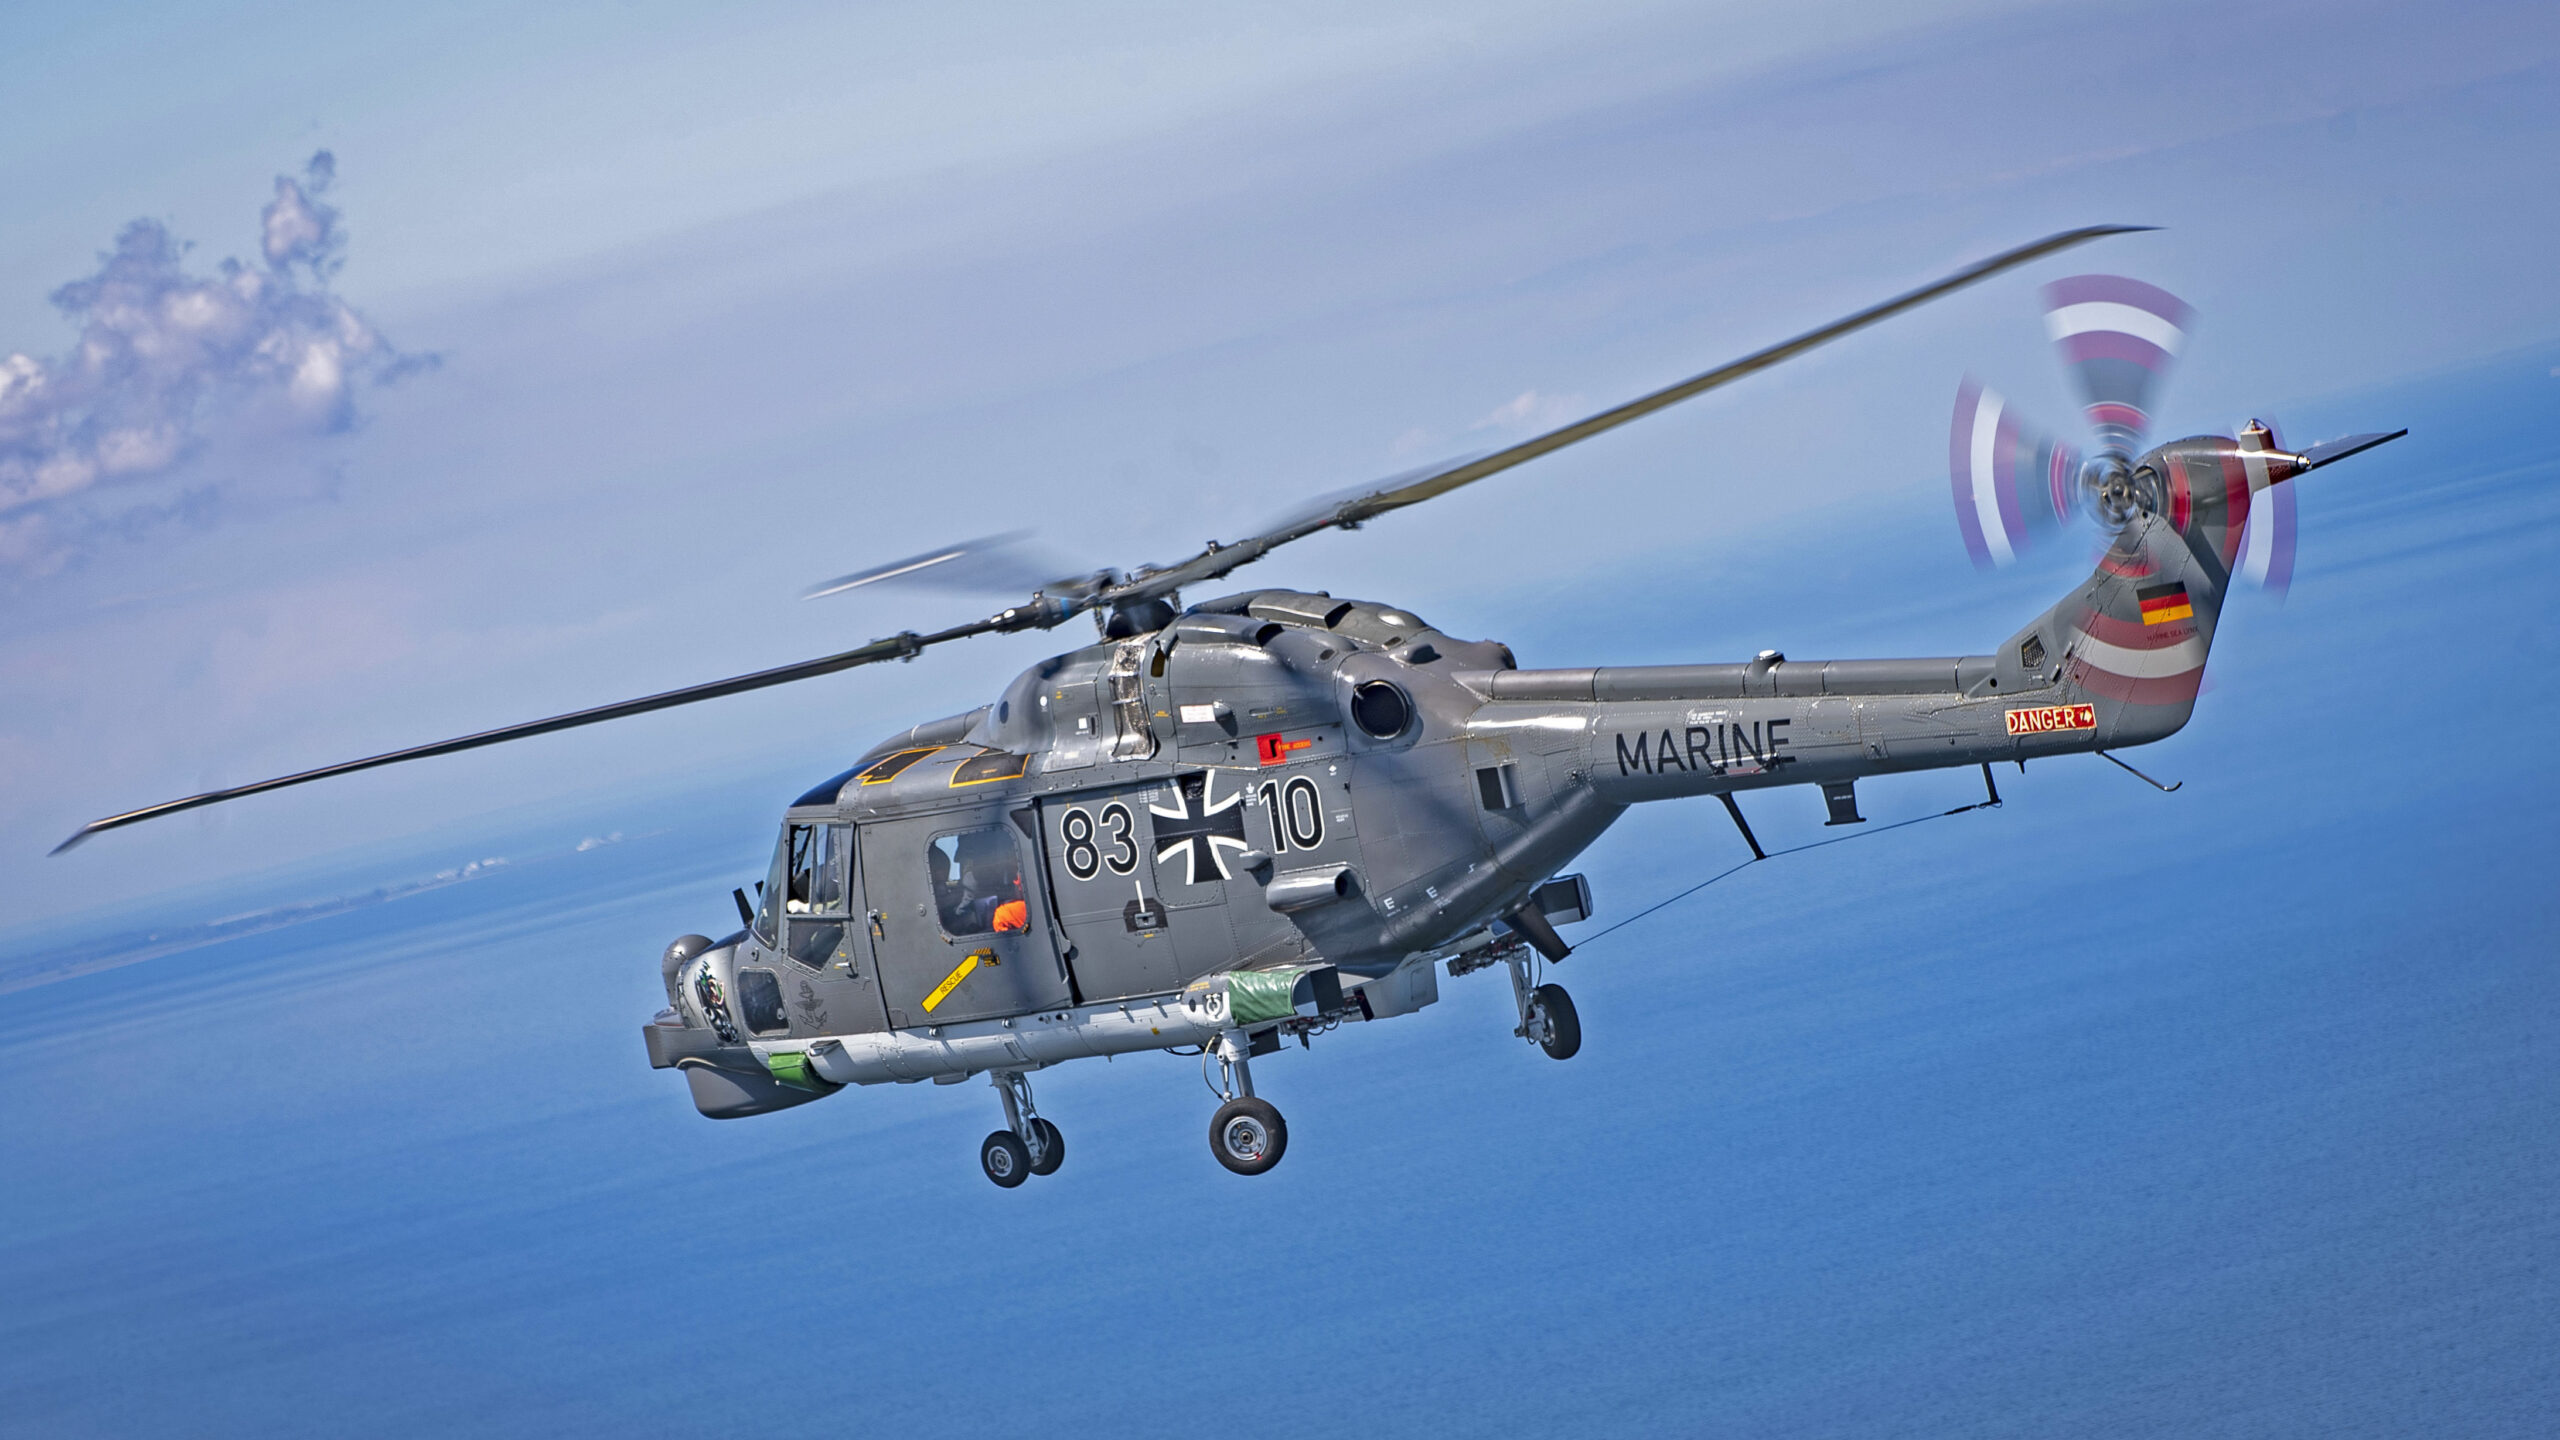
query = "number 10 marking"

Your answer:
(1256, 776), (1324, 852)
